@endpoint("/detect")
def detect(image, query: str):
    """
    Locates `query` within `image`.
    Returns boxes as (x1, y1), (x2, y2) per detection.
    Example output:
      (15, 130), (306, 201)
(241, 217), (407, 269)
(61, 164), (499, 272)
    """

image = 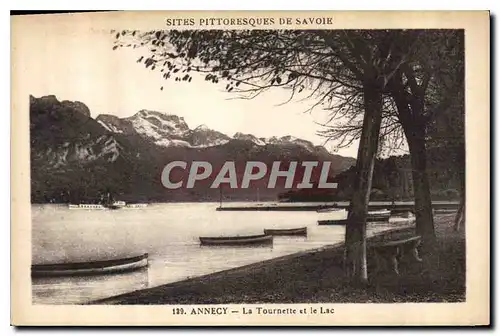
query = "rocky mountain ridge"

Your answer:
(30, 95), (356, 202)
